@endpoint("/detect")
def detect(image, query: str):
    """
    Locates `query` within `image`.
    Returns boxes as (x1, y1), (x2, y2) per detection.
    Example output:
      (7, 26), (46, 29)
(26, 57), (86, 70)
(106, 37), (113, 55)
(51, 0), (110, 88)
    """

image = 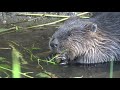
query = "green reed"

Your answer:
(110, 60), (114, 78)
(10, 44), (21, 78)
